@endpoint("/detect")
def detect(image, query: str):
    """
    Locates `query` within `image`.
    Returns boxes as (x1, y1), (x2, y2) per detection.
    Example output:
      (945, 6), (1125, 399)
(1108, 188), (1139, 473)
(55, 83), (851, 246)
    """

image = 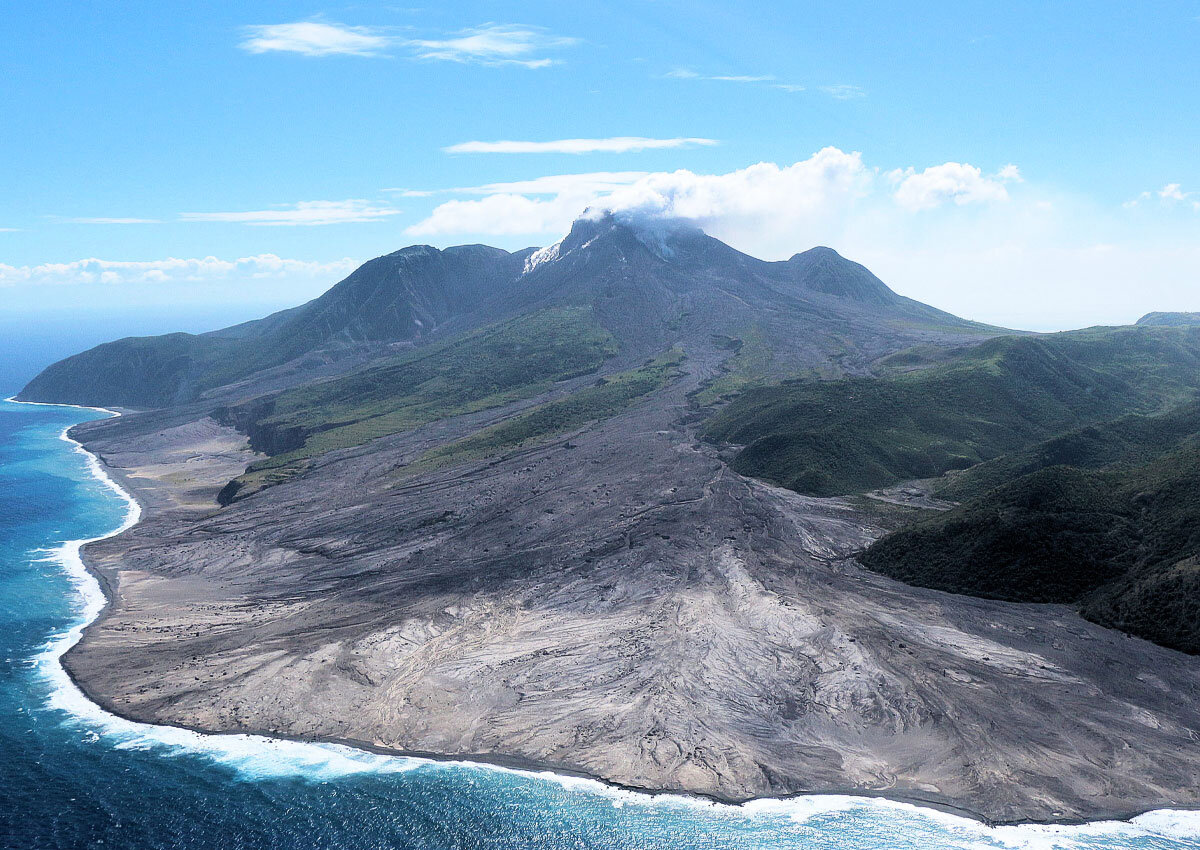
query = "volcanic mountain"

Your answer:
(19, 214), (990, 409)
(19, 216), (1200, 824)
